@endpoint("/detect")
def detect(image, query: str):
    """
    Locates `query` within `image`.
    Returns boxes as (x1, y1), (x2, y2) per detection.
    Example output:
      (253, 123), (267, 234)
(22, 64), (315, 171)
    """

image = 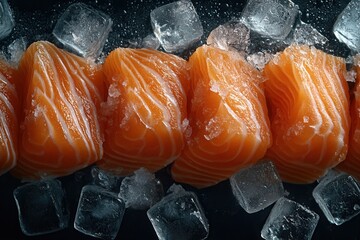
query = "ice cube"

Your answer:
(0, 0), (14, 40)
(261, 197), (319, 240)
(333, 0), (360, 53)
(119, 168), (164, 210)
(240, 0), (299, 40)
(150, 0), (203, 53)
(6, 37), (27, 65)
(230, 160), (284, 214)
(147, 186), (209, 240)
(13, 179), (69, 236)
(91, 166), (122, 192)
(74, 185), (125, 240)
(52, 2), (113, 58)
(292, 21), (328, 46)
(207, 19), (250, 53)
(312, 172), (360, 225)
(142, 33), (161, 50)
